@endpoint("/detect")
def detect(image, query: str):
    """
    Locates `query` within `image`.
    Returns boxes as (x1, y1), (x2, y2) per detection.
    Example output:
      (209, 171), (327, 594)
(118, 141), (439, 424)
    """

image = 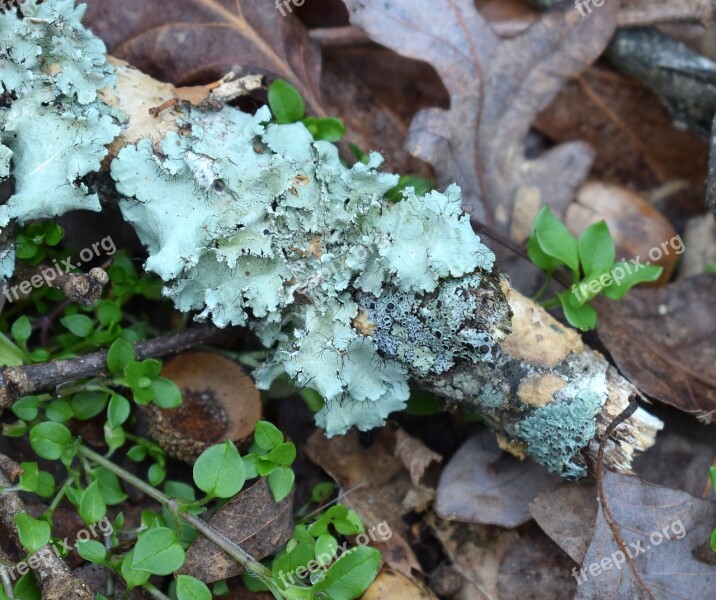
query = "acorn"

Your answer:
(145, 351), (262, 463)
